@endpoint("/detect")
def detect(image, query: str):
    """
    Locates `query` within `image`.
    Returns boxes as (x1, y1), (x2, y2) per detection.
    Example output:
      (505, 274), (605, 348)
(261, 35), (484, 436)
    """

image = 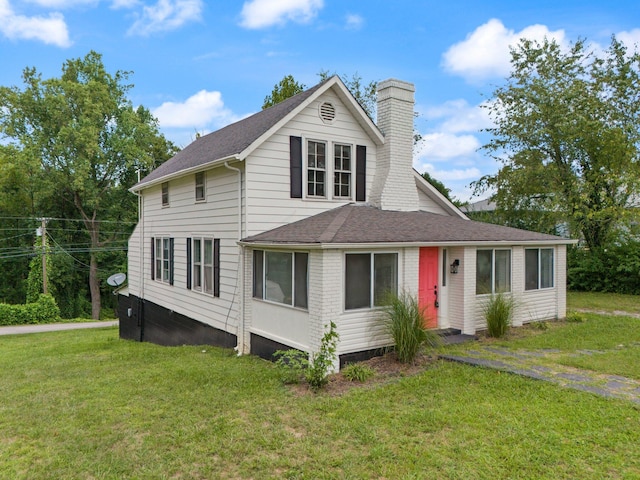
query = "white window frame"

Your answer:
(306, 140), (327, 198)
(192, 237), (214, 295)
(154, 236), (173, 284)
(161, 182), (169, 207)
(333, 143), (352, 199)
(195, 172), (206, 202)
(476, 248), (512, 295)
(344, 252), (399, 311)
(525, 248), (555, 291)
(253, 250), (308, 310)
